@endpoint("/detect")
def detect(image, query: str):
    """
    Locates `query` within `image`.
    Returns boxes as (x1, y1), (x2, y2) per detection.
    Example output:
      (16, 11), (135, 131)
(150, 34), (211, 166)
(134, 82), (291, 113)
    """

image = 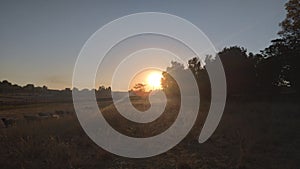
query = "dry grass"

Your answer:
(0, 99), (299, 169)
